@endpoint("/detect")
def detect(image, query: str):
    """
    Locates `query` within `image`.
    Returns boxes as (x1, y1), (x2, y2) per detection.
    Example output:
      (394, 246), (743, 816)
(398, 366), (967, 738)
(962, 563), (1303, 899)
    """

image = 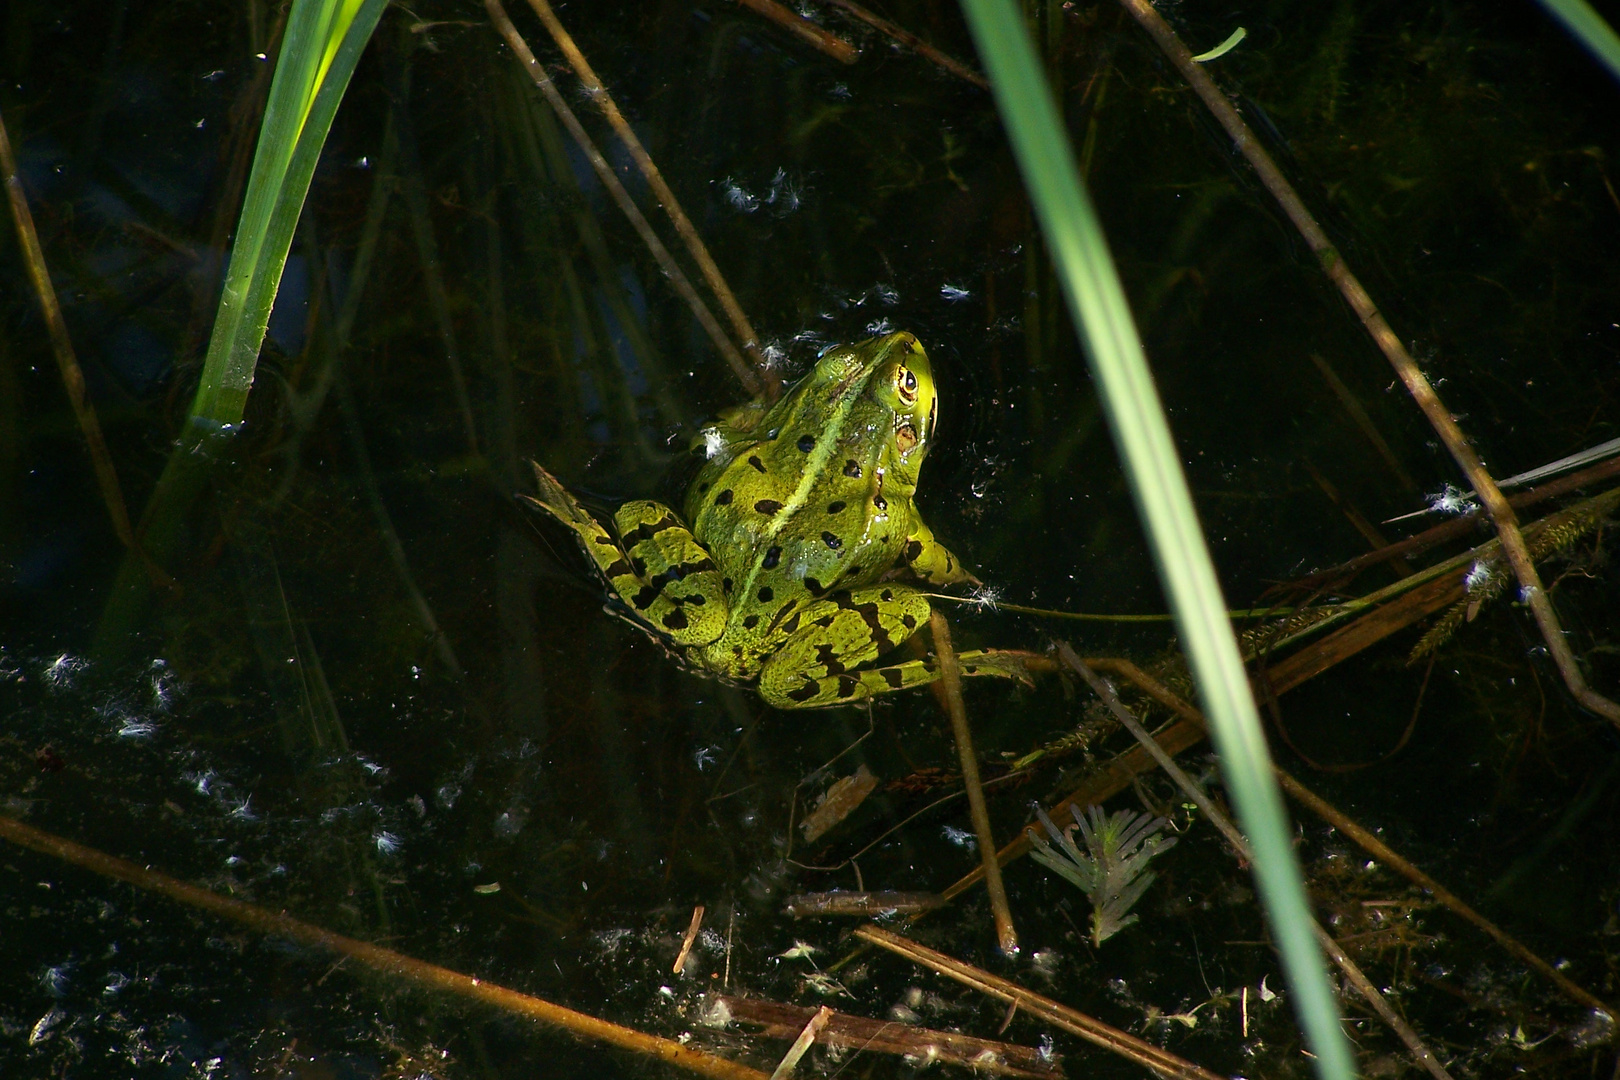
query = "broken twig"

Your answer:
(711, 995), (1059, 1077)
